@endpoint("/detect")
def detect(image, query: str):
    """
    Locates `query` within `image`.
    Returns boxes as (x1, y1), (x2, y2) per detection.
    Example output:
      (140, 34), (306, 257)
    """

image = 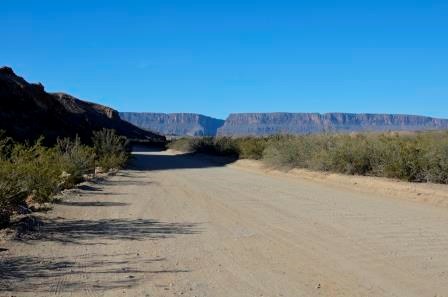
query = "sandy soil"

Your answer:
(1, 147), (448, 297)
(230, 159), (448, 208)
